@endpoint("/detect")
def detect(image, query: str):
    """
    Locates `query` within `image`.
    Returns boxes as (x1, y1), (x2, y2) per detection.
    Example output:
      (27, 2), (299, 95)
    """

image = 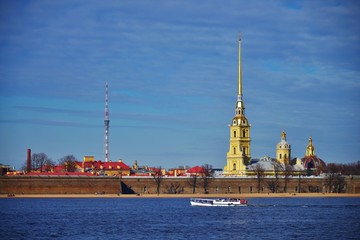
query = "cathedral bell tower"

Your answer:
(276, 131), (291, 165)
(224, 34), (251, 175)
